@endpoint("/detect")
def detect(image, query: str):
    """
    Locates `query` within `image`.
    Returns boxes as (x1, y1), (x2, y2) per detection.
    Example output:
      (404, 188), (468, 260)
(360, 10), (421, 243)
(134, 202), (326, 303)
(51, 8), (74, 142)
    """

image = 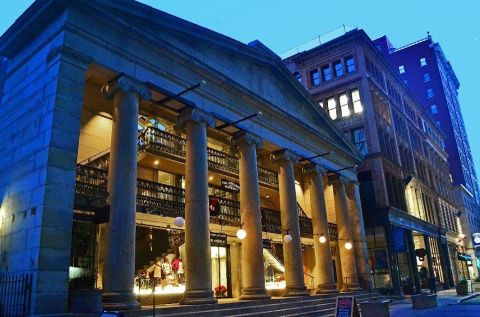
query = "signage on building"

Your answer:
(210, 232), (228, 247)
(221, 179), (240, 192)
(335, 296), (359, 317)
